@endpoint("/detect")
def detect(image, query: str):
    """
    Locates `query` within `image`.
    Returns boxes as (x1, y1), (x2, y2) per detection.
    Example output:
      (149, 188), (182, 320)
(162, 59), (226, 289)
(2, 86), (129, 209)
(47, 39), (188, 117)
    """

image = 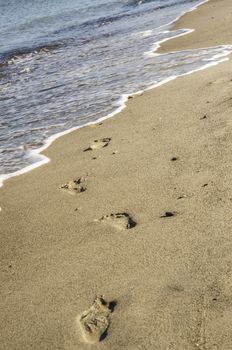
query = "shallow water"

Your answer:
(0, 0), (232, 182)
